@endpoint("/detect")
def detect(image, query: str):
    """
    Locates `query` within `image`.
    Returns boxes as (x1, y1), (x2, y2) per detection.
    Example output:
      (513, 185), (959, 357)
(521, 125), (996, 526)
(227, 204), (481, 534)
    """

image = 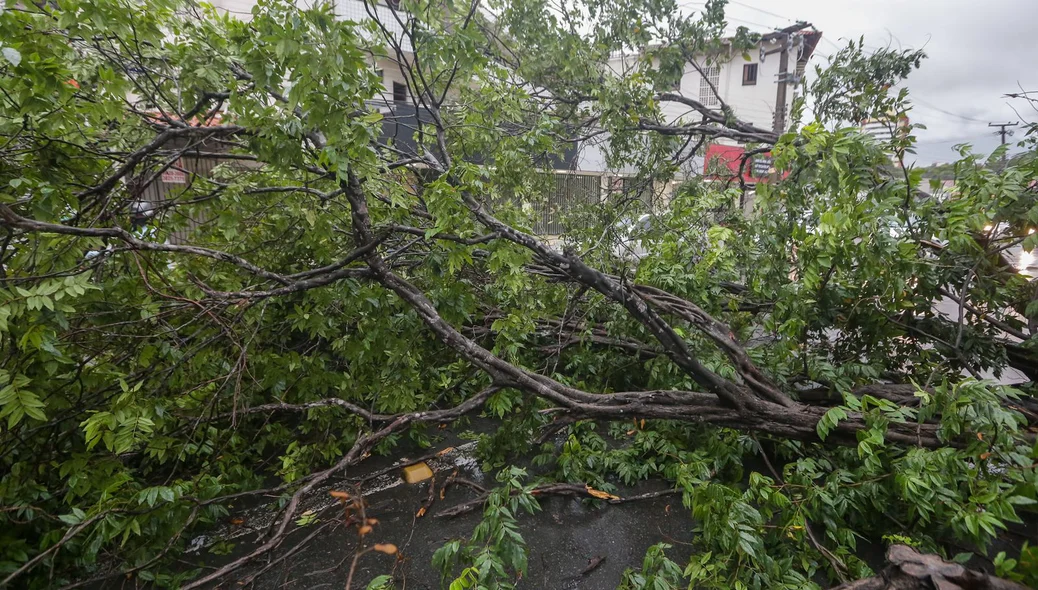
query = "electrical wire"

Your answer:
(910, 97), (991, 124)
(725, 0), (794, 23)
(671, 1), (995, 145)
(727, 15), (781, 30)
(821, 36), (843, 52)
(917, 133), (996, 145)
(675, 1), (778, 31)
